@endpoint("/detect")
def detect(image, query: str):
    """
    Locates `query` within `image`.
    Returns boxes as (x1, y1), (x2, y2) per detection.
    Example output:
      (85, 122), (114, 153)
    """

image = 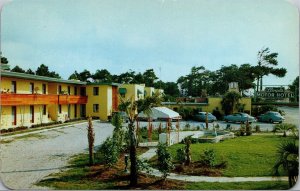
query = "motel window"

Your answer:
(43, 105), (47, 115)
(93, 87), (99, 96)
(42, 84), (46, 94)
(11, 106), (16, 125)
(11, 81), (16, 93)
(74, 87), (77, 95)
(30, 83), (34, 94)
(58, 85), (62, 94)
(58, 105), (62, 114)
(30, 105), (34, 123)
(93, 104), (99, 113)
(68, 86), (71, 95)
